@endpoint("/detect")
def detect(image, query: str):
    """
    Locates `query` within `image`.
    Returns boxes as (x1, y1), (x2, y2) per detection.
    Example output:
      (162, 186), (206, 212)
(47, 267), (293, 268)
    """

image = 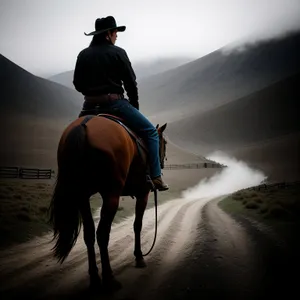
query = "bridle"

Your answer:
(159, 133), (167, 169)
